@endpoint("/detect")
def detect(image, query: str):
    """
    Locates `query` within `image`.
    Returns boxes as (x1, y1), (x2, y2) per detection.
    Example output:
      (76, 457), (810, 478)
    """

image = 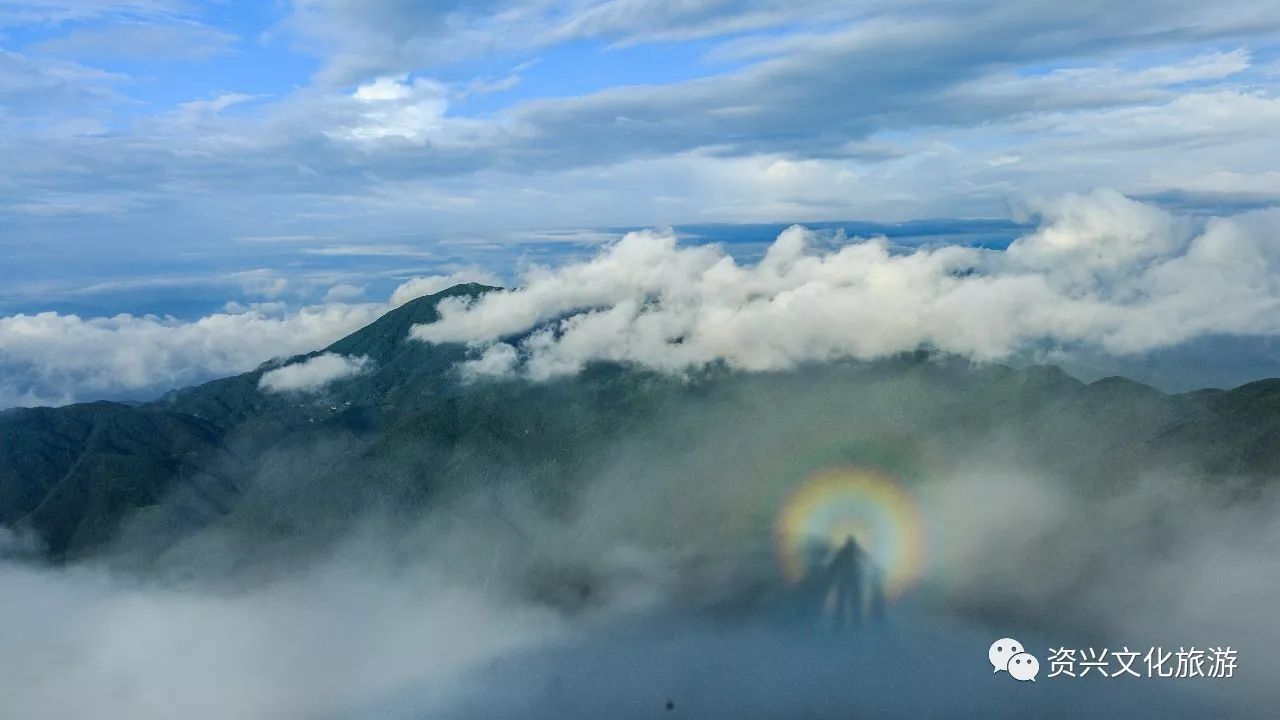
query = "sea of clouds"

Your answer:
(3, 190), (1280, 408)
